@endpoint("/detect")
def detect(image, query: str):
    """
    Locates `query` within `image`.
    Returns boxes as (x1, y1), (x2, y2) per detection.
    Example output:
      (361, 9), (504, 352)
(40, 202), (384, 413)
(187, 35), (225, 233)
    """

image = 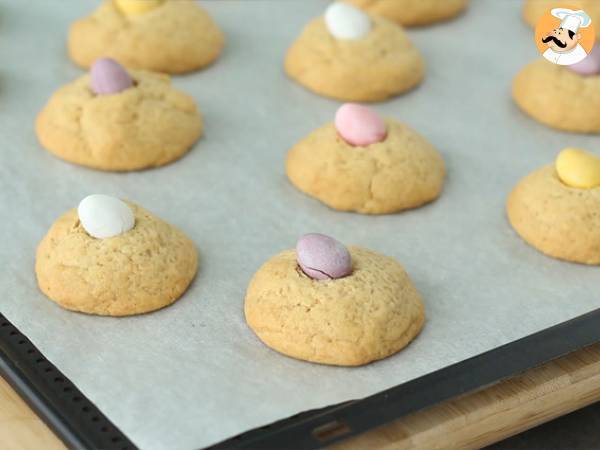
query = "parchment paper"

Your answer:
(0, 1), (598, 449)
